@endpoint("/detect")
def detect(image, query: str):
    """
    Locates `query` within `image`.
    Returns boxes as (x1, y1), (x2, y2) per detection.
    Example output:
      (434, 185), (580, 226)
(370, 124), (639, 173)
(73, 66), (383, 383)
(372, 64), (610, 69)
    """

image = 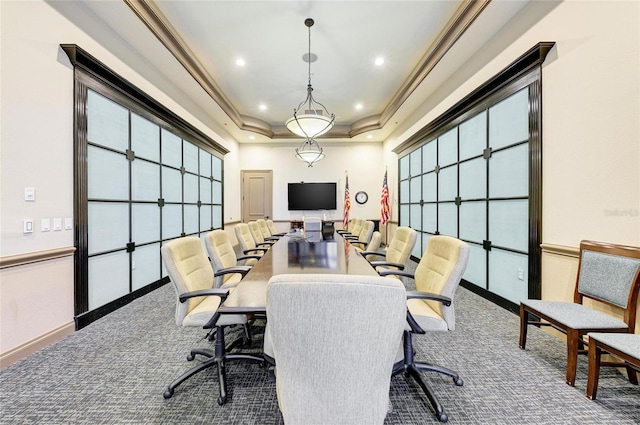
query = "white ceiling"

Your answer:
(48, 0), (531, 144)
